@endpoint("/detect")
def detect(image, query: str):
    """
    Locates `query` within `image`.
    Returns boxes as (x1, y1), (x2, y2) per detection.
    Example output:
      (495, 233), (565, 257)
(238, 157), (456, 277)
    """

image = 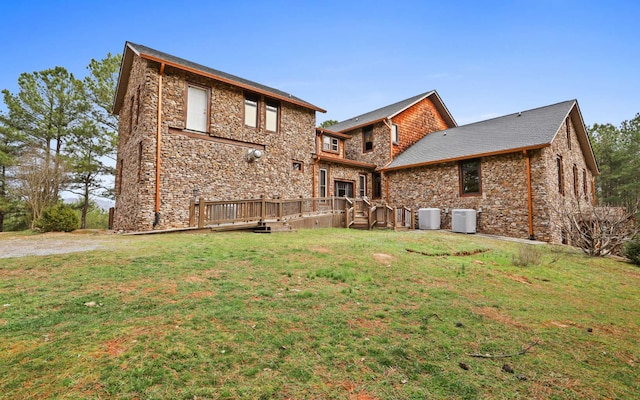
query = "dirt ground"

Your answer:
(0, 231), (121, 259)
